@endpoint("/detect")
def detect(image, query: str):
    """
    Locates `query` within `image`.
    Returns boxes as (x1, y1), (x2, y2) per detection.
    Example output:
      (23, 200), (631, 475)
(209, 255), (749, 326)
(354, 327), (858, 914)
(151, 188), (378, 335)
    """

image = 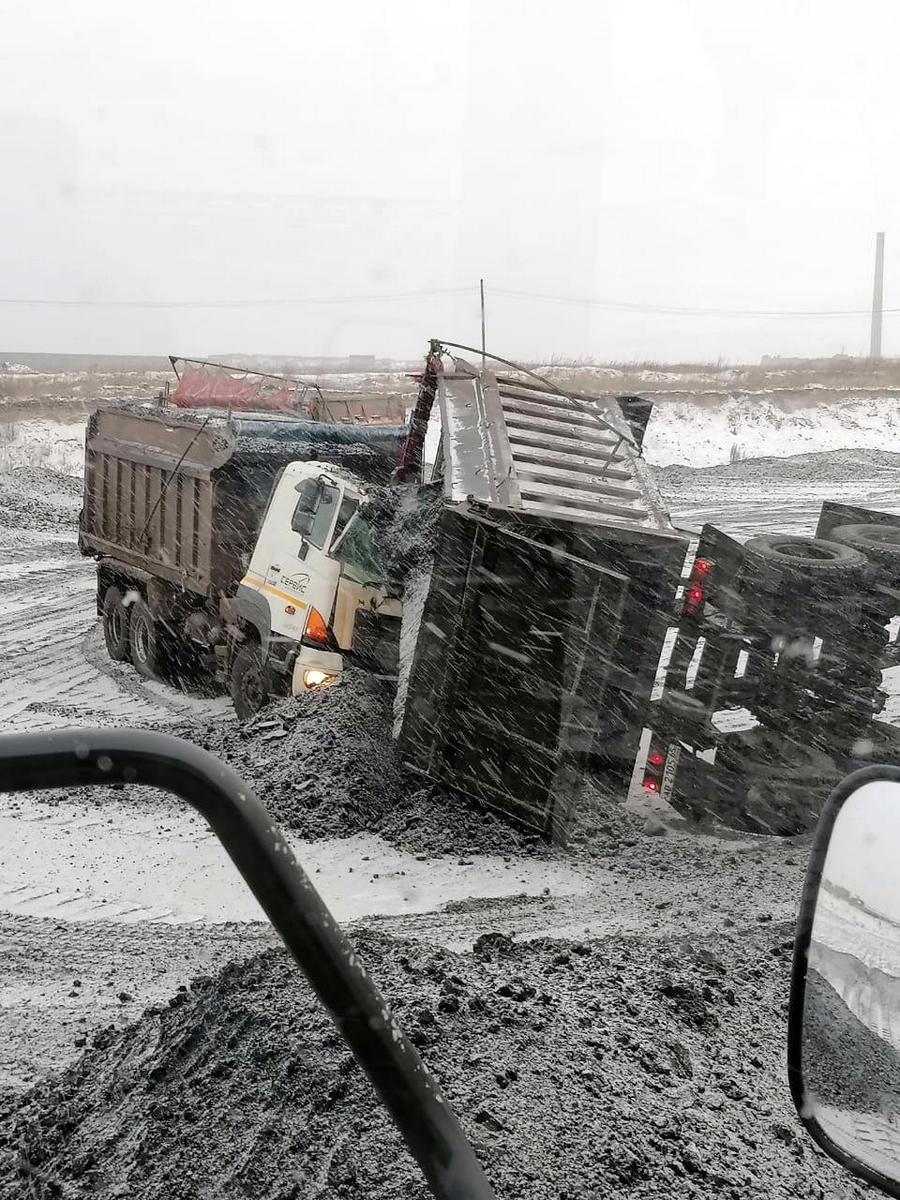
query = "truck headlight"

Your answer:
(303, 668), (335, 688)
